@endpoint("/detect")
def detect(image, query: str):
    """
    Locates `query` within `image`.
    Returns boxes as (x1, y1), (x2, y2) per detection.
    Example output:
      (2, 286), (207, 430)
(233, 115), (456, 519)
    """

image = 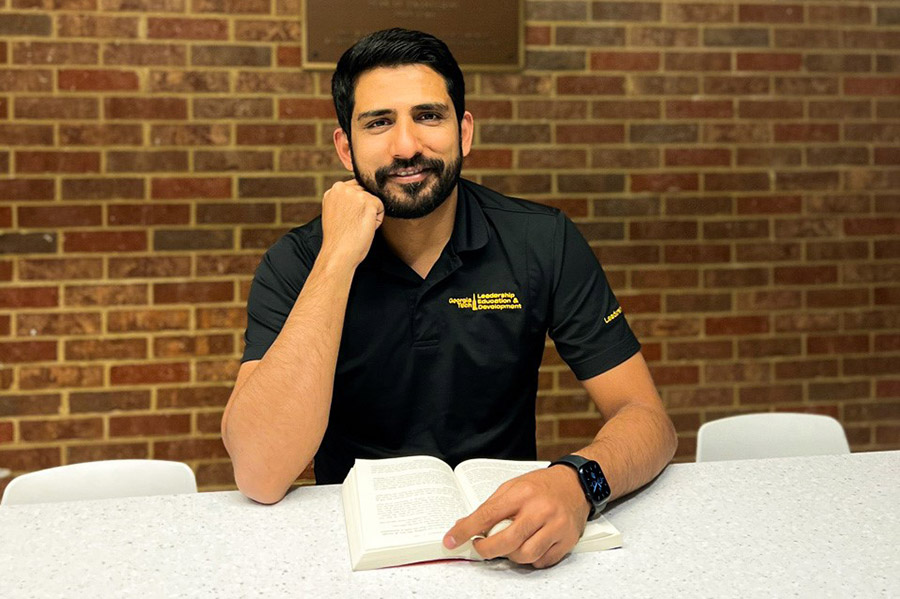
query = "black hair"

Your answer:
(331, 28), (466, 135)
